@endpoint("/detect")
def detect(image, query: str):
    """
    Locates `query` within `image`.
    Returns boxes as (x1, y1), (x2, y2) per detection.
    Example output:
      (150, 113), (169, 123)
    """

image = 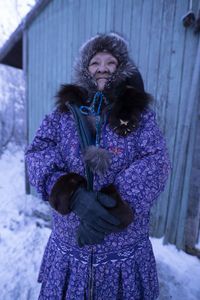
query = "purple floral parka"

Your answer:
(25, 106), (171, 300)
